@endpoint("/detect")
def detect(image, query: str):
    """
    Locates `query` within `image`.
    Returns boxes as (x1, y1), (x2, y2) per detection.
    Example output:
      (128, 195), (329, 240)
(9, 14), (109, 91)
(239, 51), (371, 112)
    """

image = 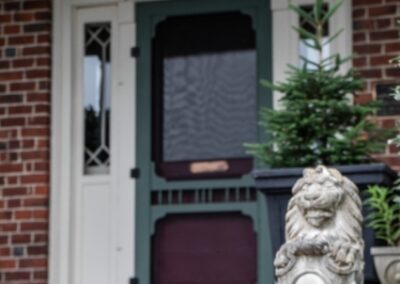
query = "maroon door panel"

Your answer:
(152, 213), (257, 284)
